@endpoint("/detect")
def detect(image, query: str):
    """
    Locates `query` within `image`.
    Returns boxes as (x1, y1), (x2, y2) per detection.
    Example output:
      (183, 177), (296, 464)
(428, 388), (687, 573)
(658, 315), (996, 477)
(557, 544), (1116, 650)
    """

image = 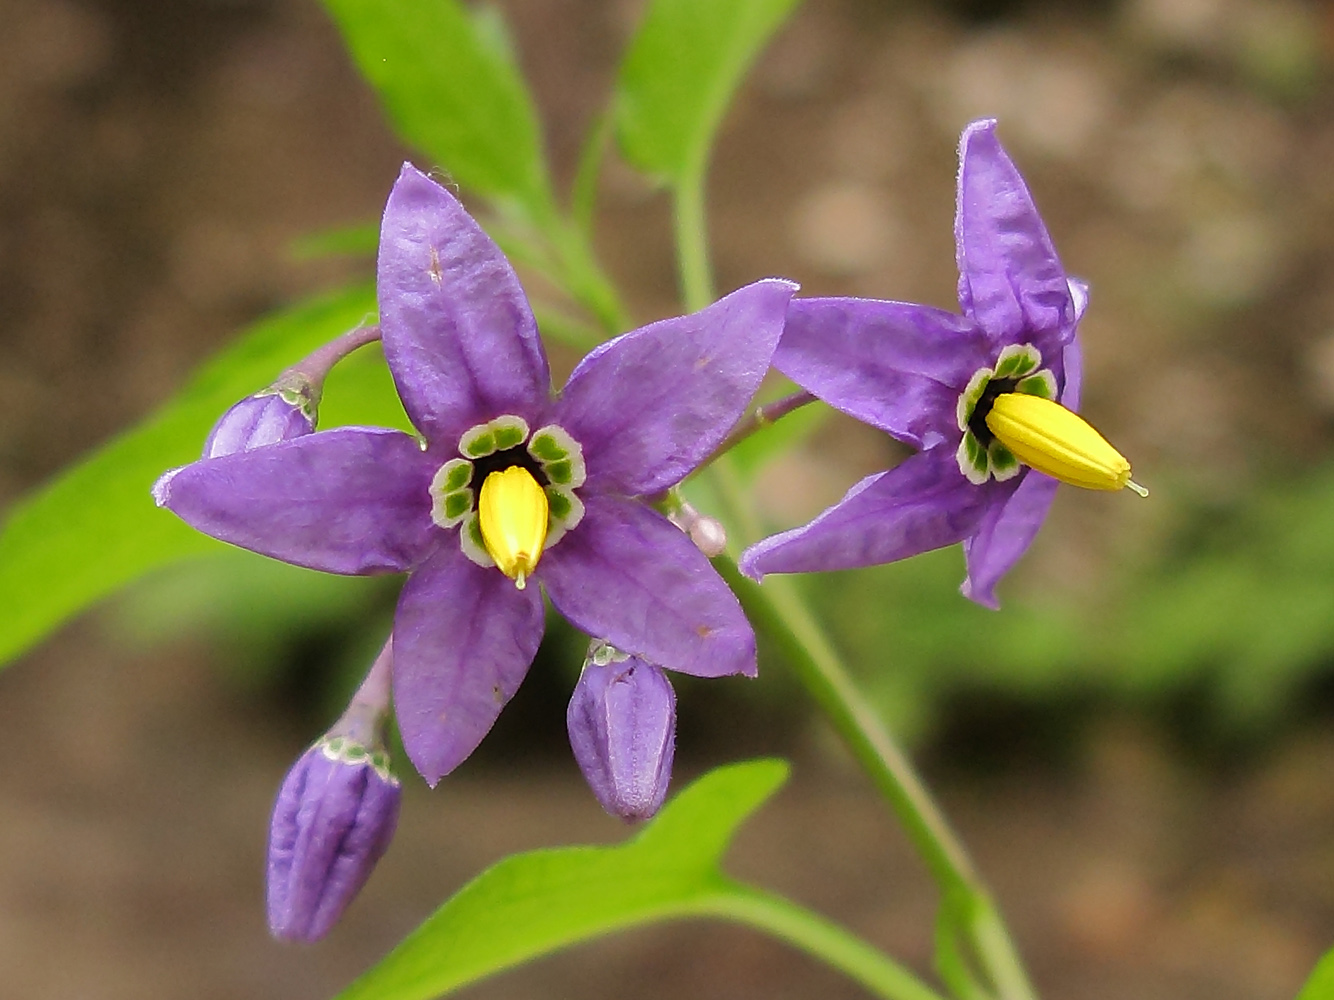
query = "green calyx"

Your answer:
(318, 735), (397, 784)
